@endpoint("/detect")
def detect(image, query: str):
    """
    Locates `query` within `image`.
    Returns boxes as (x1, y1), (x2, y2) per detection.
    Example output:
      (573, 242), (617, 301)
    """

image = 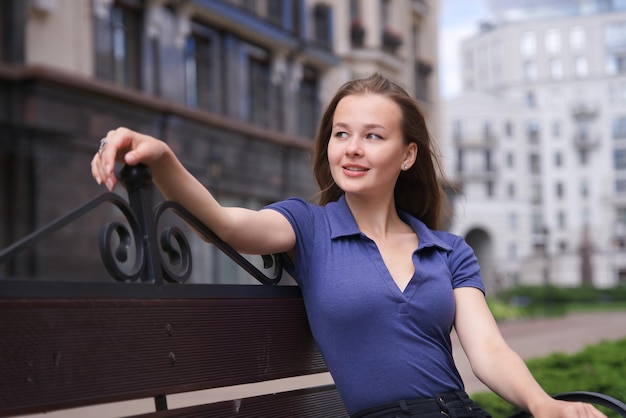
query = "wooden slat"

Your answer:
(0, 297), (328, 417)
(131, 385), (349, 418)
